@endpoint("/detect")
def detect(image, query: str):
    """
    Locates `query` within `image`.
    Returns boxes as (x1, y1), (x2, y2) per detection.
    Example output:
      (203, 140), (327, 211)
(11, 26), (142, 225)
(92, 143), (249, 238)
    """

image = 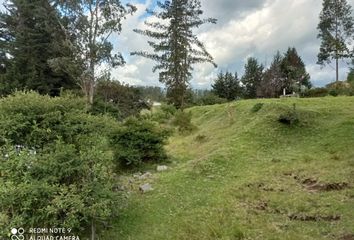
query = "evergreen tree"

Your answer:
(317, 0), (354, 82)
(132, 0), (217, 109)
(241, 57), (263, 99)
(347, 59), (354, 86)
(0, 0), (77, 96)
(281, 47), (311, 93)
(212, 71), (242, 101)
(258, 51), (284, 98)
